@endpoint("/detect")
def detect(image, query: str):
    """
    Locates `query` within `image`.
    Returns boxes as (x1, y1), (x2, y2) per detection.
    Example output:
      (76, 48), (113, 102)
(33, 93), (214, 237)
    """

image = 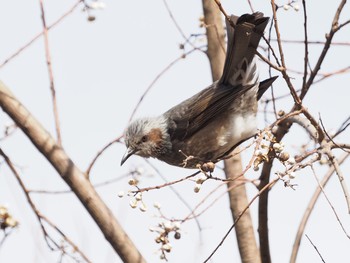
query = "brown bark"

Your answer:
(225, 153), (262, 263)
(0, 81), (146, 263)
(201, 1), (261, 262)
